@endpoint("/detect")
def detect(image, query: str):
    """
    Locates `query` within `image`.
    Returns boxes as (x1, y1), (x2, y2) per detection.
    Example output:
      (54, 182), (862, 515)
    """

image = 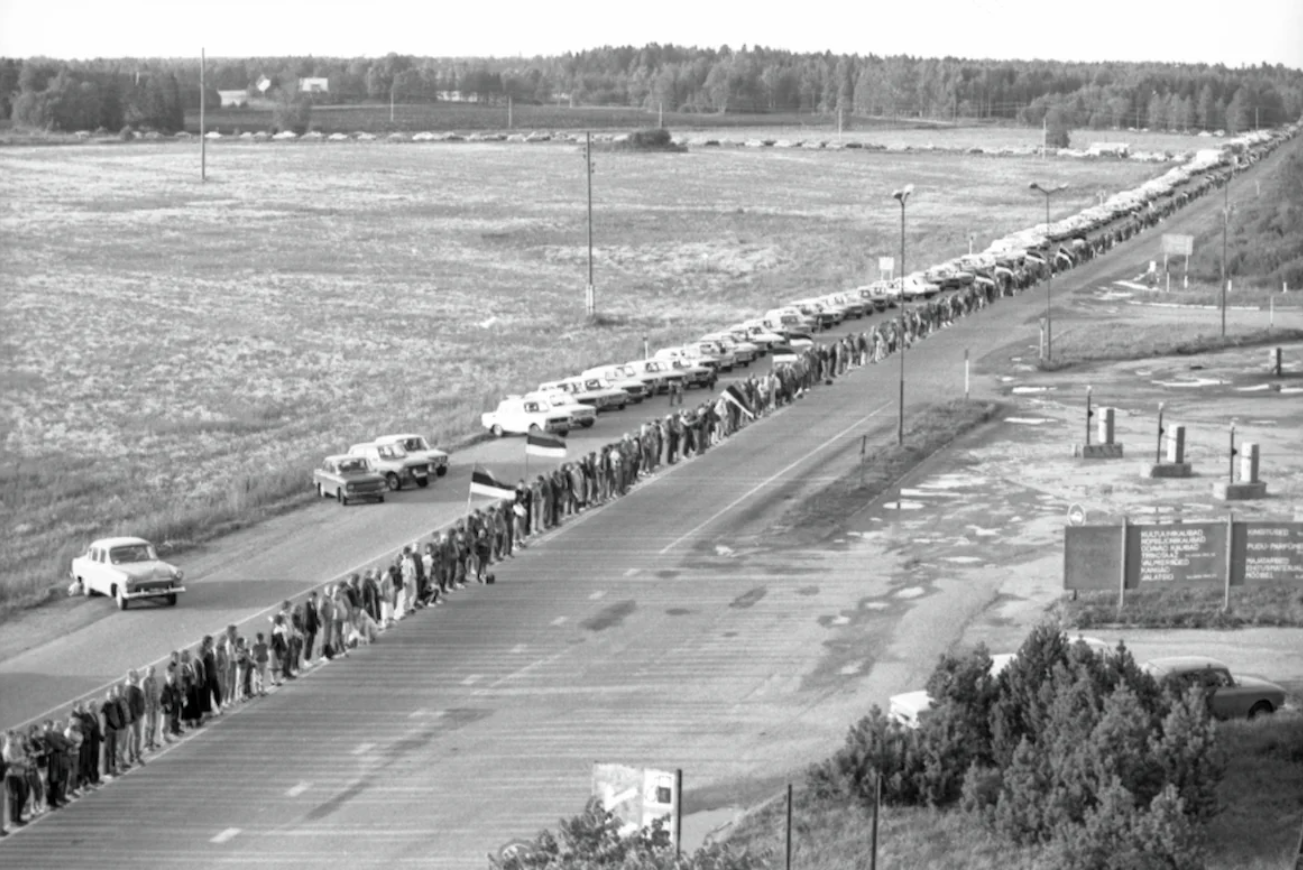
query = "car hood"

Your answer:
(1237, 675), (1286, 693)
(116, 562), (179, 581)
